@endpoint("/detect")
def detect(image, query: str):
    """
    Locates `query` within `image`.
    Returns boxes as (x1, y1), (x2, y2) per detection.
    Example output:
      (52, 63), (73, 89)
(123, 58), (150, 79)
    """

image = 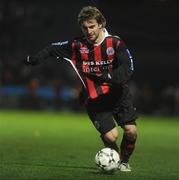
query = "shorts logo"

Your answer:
(106, 47), (114, 55)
